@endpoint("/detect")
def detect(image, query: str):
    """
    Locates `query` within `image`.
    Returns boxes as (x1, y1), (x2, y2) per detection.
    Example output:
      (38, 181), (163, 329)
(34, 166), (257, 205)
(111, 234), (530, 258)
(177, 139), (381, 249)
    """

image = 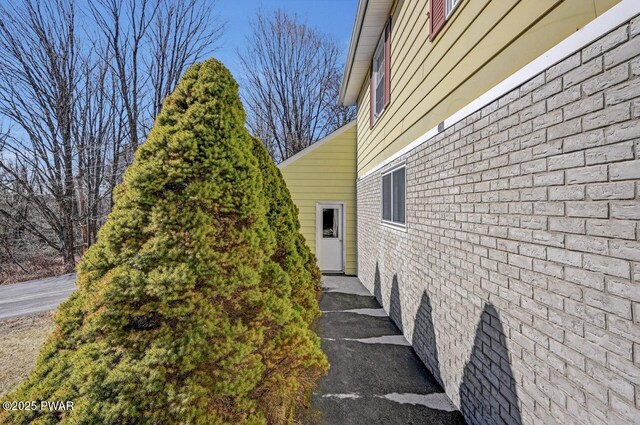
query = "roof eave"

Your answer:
(339, 0), (394, 106)
(339, 0), (369, 106)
